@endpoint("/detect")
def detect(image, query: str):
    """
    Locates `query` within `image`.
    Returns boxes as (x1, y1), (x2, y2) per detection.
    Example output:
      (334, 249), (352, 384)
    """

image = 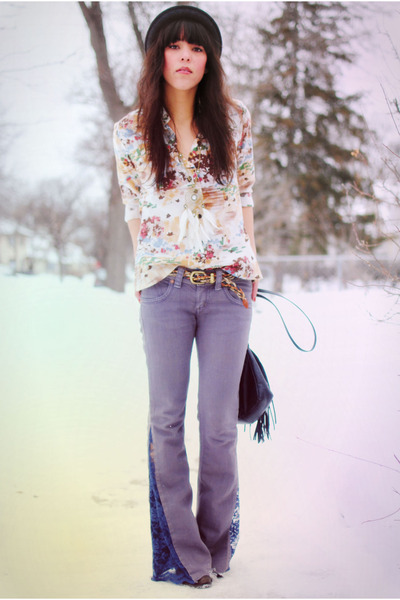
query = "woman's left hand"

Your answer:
(251, 280), (259, 302)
